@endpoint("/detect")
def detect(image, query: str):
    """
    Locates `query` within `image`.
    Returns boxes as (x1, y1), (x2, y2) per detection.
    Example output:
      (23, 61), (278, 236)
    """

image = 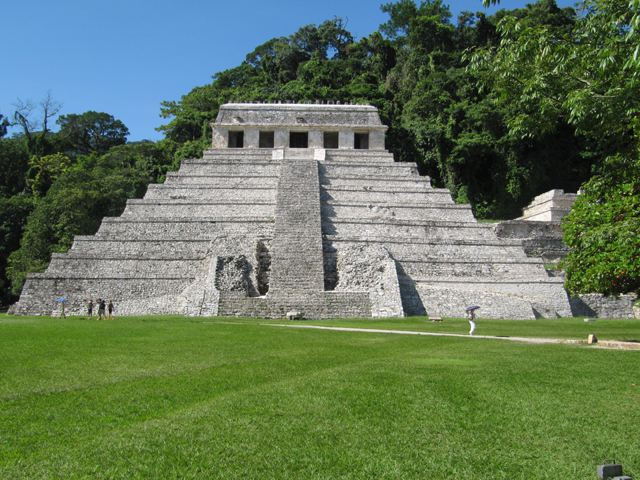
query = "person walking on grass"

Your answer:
(97, 298), (106, 320)
(108, 300), (114, 320)
(87, 299), (93, 320)
(466, 306), (480, 336)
